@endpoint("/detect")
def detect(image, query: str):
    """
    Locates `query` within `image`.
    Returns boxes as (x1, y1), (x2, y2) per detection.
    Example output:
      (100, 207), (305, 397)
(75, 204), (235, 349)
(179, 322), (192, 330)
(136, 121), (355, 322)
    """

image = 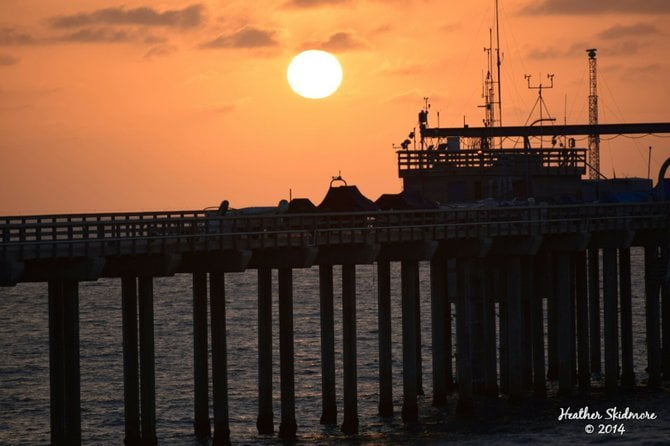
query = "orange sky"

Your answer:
(1, 0), (669, 215)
